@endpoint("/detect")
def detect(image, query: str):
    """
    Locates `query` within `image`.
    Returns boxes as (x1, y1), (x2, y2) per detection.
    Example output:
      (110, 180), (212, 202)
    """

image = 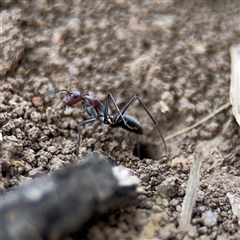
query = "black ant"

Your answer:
(41, 89), (167, 158)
